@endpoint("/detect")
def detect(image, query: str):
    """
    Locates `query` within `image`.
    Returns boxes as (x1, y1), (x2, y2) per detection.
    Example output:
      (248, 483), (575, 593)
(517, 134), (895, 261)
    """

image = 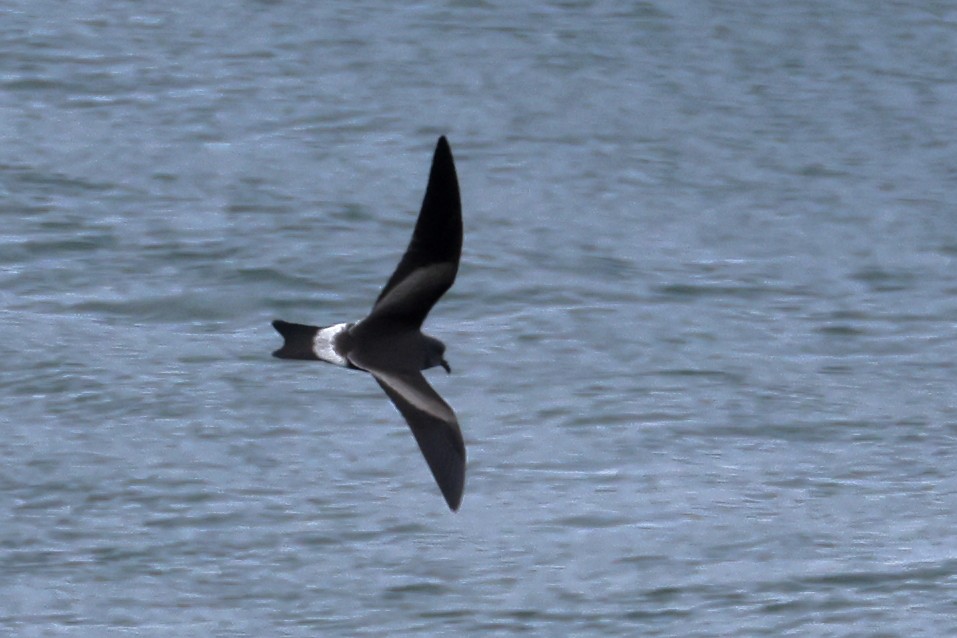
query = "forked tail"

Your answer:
(272, 320), (320, 360)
